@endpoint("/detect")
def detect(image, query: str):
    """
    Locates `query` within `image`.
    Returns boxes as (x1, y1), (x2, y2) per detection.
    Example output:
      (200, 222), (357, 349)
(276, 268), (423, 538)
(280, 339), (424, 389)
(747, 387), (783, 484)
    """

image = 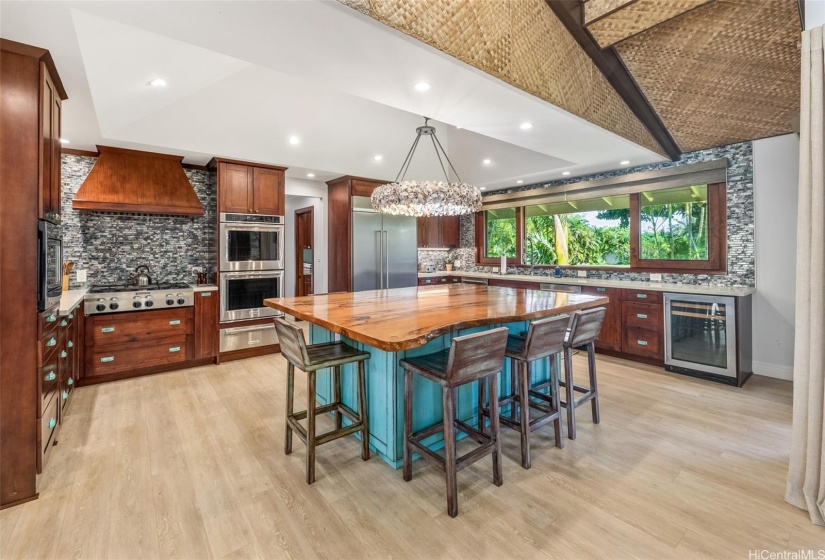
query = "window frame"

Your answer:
(475, 181), (727, 274)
